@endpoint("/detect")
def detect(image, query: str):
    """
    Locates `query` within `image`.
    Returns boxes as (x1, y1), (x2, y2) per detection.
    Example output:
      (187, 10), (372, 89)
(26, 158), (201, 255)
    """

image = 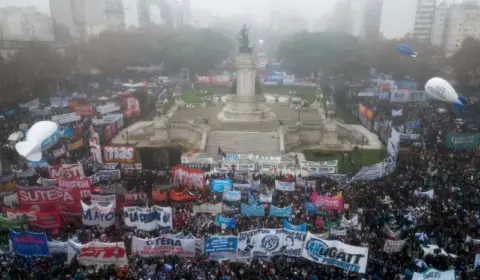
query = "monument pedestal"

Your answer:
(218, 54), (275, 122)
